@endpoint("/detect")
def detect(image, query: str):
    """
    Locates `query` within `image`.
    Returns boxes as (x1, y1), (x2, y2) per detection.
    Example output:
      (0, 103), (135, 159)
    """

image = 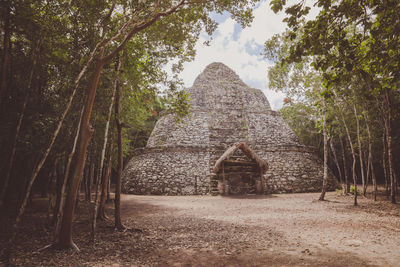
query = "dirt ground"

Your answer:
(3, 191), (400, 266)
